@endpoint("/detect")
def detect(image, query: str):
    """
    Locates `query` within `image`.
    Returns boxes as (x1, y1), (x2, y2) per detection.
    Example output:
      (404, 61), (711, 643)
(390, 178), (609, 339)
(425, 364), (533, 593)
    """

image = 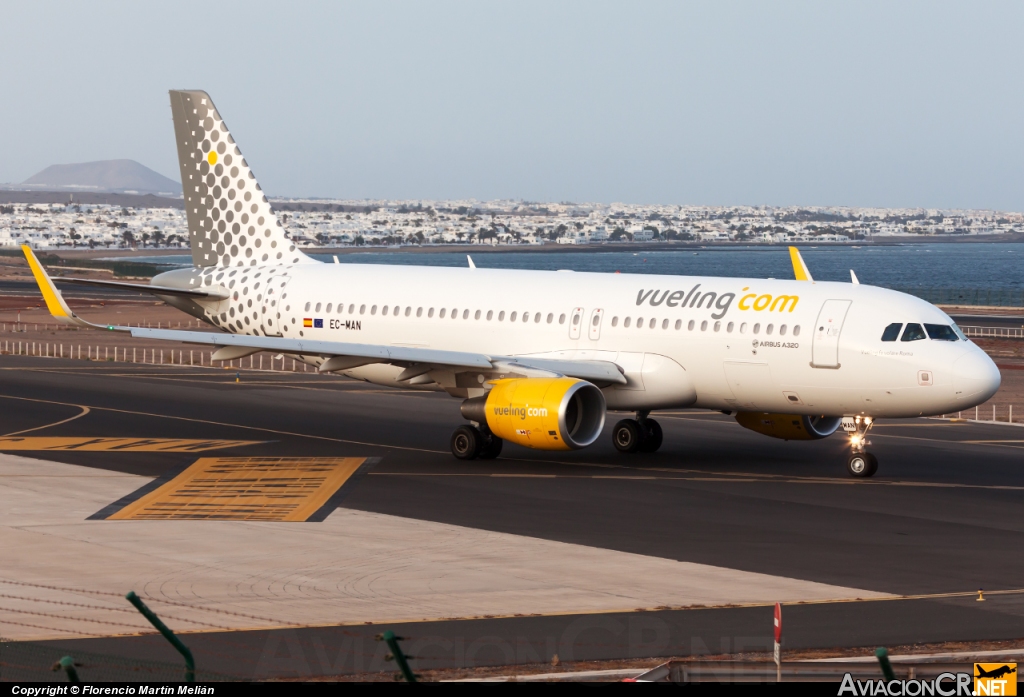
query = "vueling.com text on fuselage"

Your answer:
(635, 285), (799, 319)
